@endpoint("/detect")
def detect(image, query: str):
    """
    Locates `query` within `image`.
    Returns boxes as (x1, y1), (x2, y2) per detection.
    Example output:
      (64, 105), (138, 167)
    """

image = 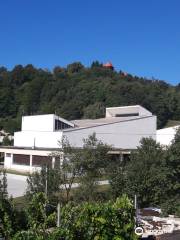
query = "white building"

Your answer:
(0, 105), (157, 172)
(157, 125), (180, 146)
